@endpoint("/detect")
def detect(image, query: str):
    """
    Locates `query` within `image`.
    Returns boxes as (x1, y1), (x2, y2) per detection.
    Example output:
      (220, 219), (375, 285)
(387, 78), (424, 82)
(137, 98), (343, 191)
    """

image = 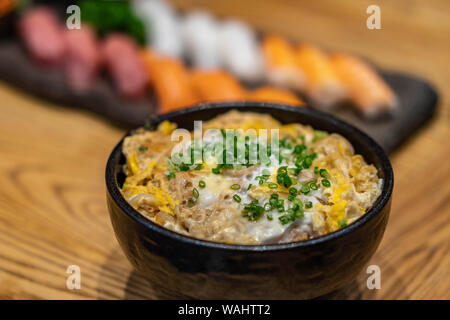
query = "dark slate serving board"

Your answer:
(0, 39), (438, 154)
